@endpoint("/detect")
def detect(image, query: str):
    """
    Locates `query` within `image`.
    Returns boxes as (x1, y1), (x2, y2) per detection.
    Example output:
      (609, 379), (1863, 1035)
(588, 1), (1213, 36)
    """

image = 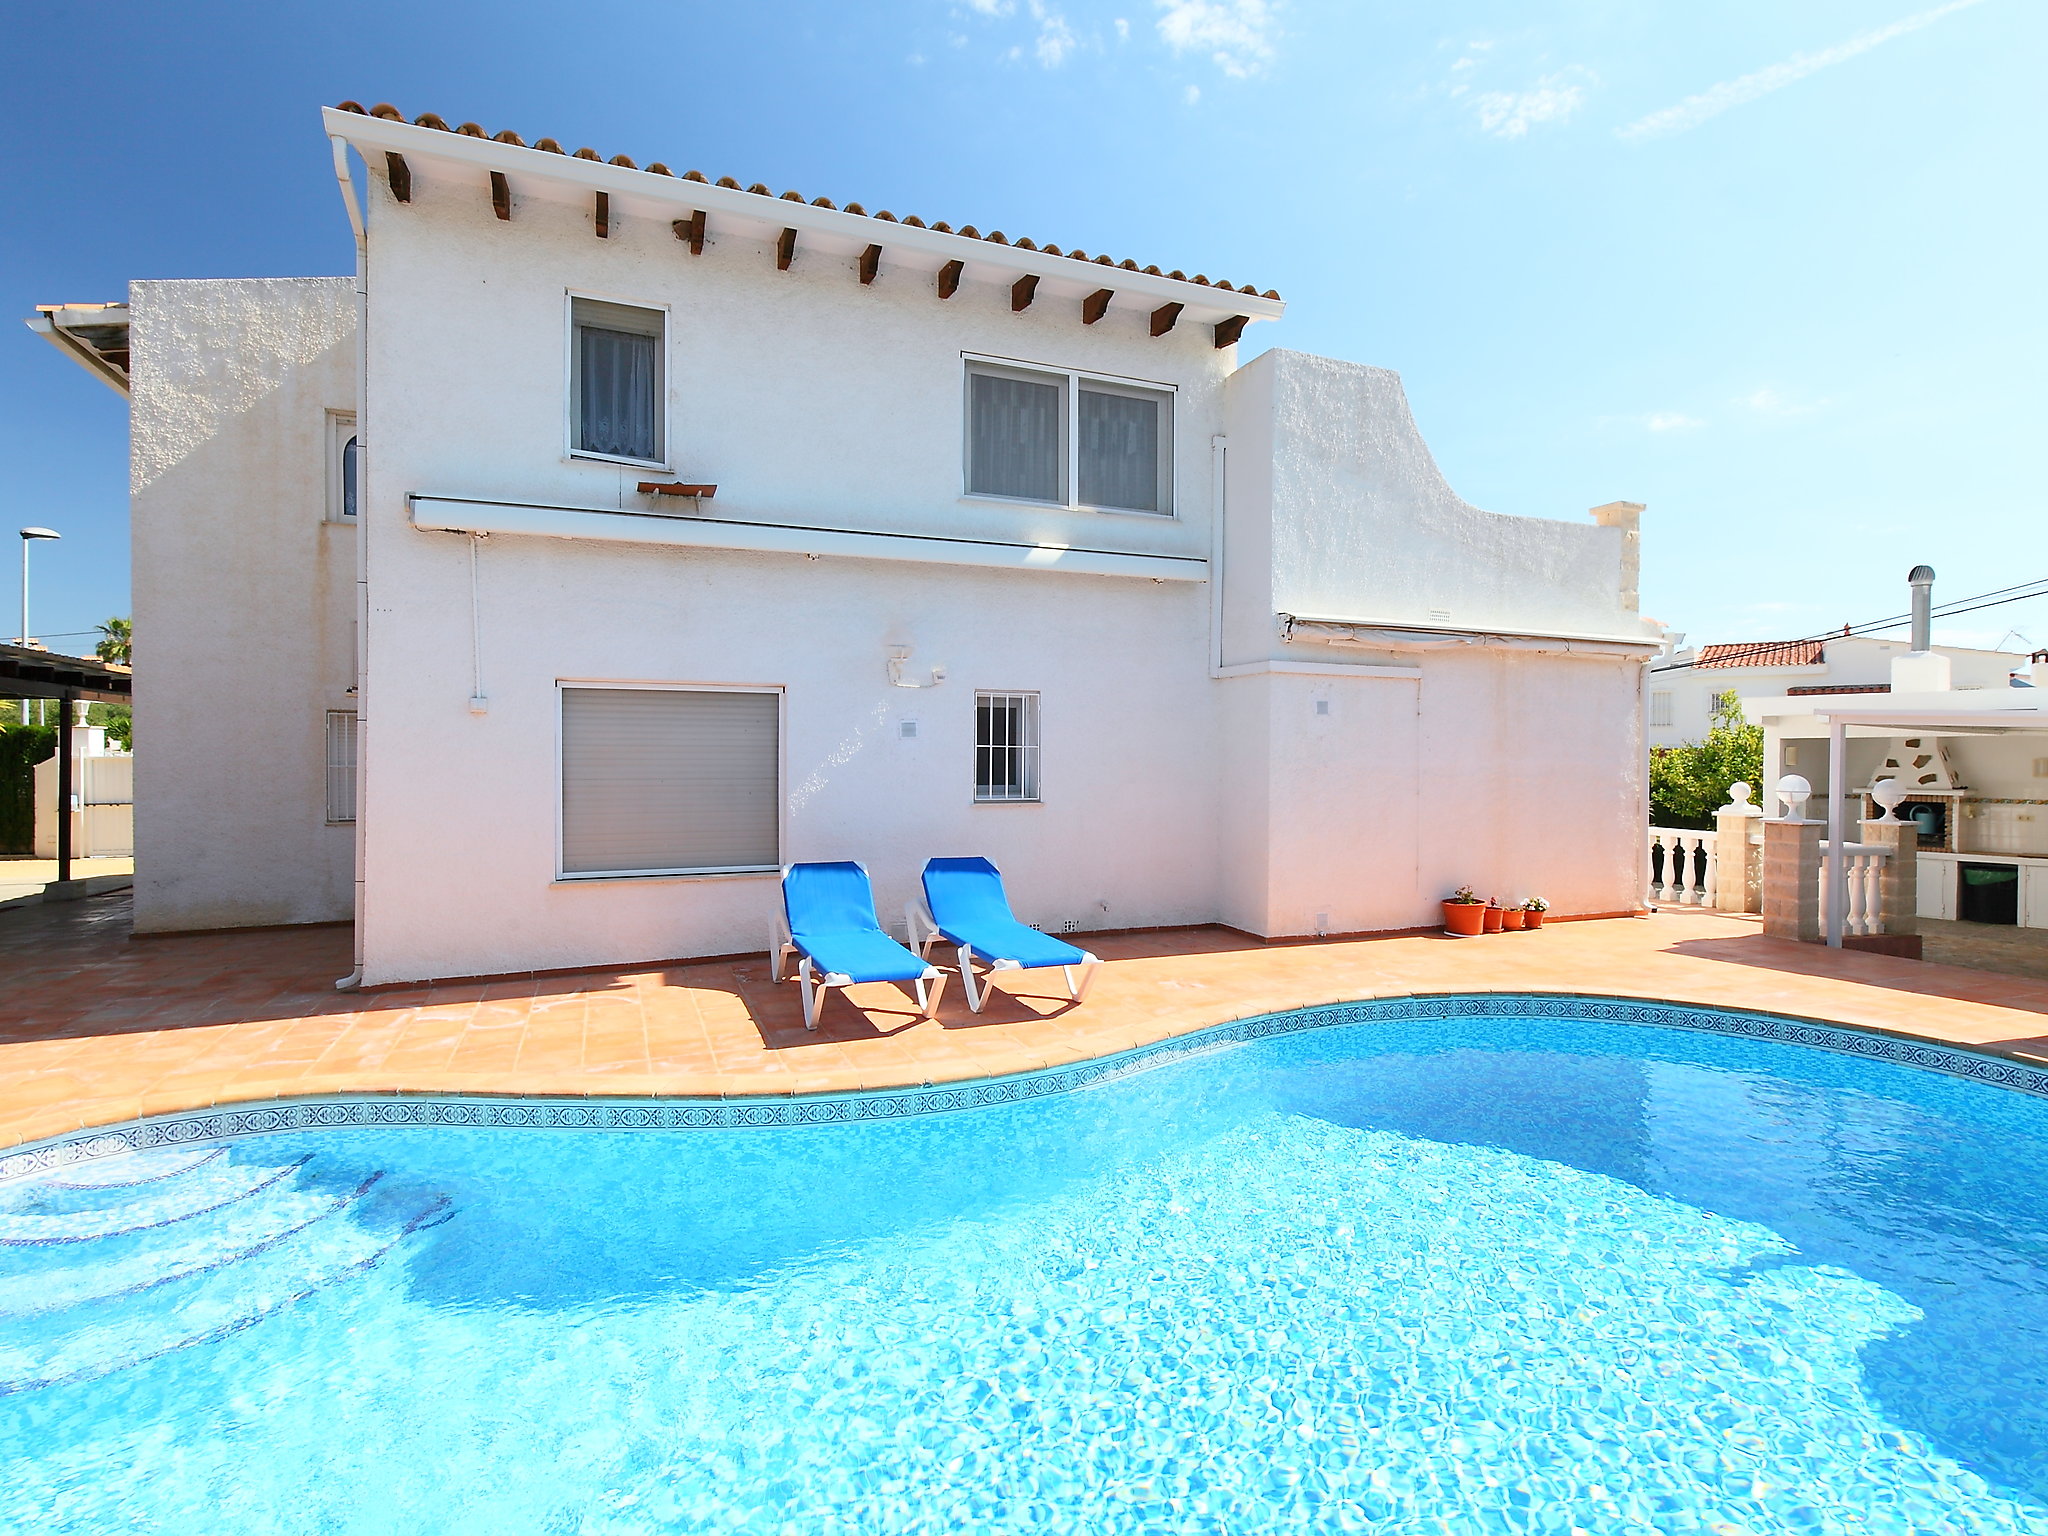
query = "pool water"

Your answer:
(5, 1011), (2048, 1534)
